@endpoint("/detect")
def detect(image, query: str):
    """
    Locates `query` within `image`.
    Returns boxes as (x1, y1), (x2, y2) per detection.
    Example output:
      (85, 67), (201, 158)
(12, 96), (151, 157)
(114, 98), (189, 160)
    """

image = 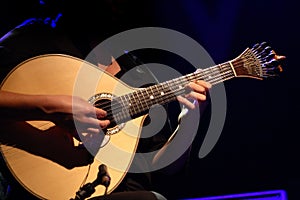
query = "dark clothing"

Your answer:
(0, 17), (183, 200)
(0, 18), (83, 81)
(88, 191), (158, 200)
